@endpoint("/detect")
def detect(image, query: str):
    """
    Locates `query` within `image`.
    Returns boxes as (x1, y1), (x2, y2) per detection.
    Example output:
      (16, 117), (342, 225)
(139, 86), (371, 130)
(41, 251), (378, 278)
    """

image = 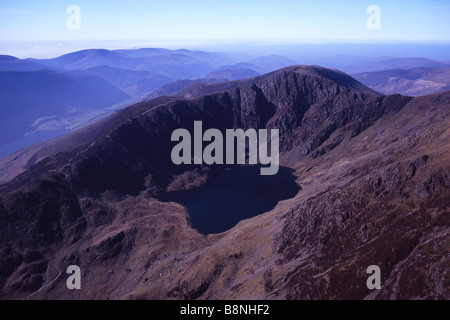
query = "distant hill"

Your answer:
(28, 48), (236, 79)
(72, 65), (173, 96)
(353, 67), (450, 96)
(23, 49), (301, 99)
(146, 79), (223, 100)
(26, 48), (256, 98)
(0, 55), (53, 72)
(250, 55), (297, 74)
(204, 65), (260, 81)
(307, 55), (450, 74)
(372, 56), (448, 69)
(0, 49), (300, 158)
(148, 64), (261, 100)
(28, 49), (141, 70)
(0, 70), (129, 156)
(3, 48), (449, 161)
